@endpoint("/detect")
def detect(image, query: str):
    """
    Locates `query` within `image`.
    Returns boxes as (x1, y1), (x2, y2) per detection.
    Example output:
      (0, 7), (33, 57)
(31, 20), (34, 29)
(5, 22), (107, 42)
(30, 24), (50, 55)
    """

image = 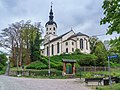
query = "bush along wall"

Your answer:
(10, 69), (62, 77)
(26, 61), (48, 69)
(0, 53), (7, 74)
